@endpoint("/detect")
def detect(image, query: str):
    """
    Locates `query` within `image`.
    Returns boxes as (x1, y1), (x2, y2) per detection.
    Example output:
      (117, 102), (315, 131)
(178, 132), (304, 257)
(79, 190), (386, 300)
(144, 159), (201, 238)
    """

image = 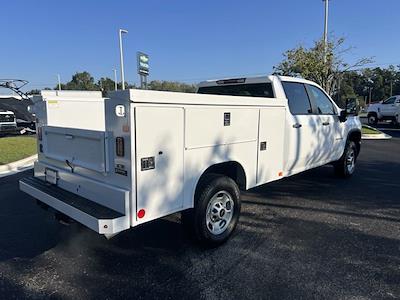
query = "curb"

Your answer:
(0, 154), (37, 177)
(362, 133), (392, 140)
(361, 125), (392, 140)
